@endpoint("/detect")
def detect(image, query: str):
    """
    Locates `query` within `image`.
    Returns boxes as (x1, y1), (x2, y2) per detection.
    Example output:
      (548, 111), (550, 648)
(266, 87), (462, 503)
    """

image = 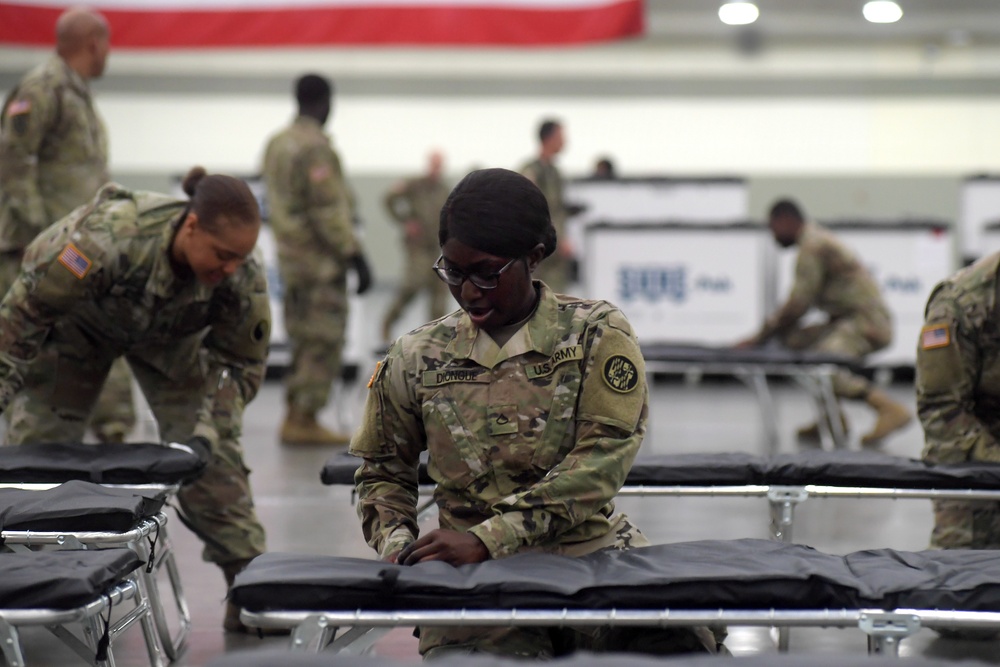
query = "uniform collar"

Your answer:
(54, 56), (91, 99)
(294, 115), (324, 131)
(448, 282), (560, 368)
(147, 213), (212, 300)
